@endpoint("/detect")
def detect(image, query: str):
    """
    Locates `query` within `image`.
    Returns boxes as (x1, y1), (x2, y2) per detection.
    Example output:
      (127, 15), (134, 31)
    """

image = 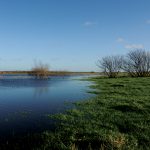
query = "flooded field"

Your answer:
(0, 75), (93, 138)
